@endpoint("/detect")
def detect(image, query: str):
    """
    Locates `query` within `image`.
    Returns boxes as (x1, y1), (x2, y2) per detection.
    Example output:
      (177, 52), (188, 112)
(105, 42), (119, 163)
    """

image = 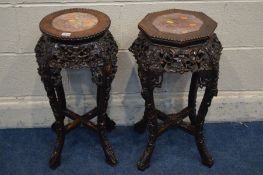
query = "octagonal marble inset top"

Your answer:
(152, 13), (204, 35)
(52, 12), (99, 32)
